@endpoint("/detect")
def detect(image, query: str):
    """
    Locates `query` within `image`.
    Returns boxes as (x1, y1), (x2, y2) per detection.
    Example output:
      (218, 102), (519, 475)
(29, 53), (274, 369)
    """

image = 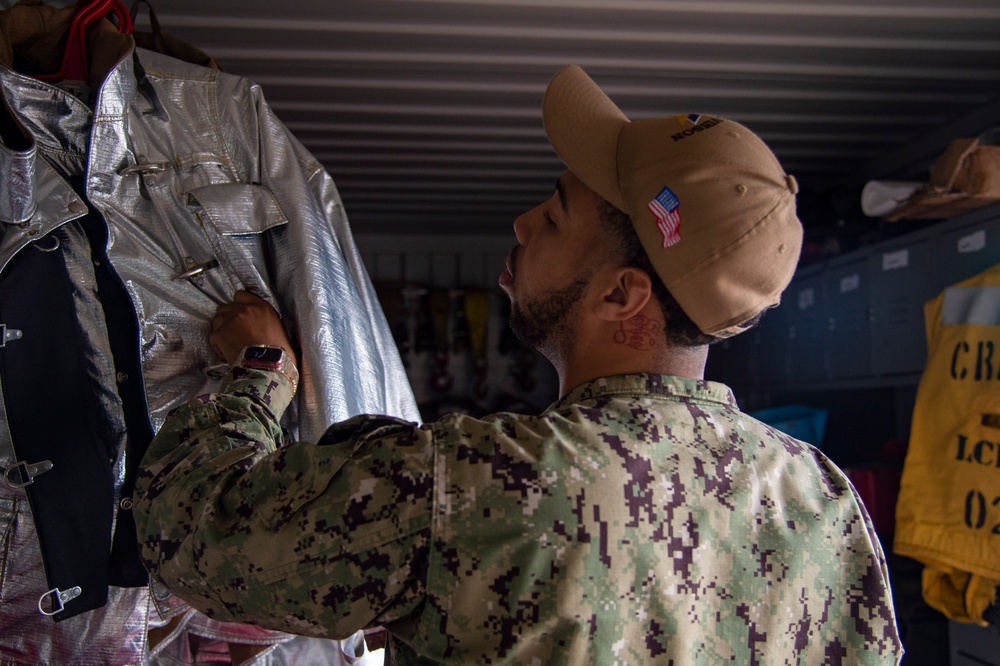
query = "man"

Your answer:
(135, 65), (903, 664)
